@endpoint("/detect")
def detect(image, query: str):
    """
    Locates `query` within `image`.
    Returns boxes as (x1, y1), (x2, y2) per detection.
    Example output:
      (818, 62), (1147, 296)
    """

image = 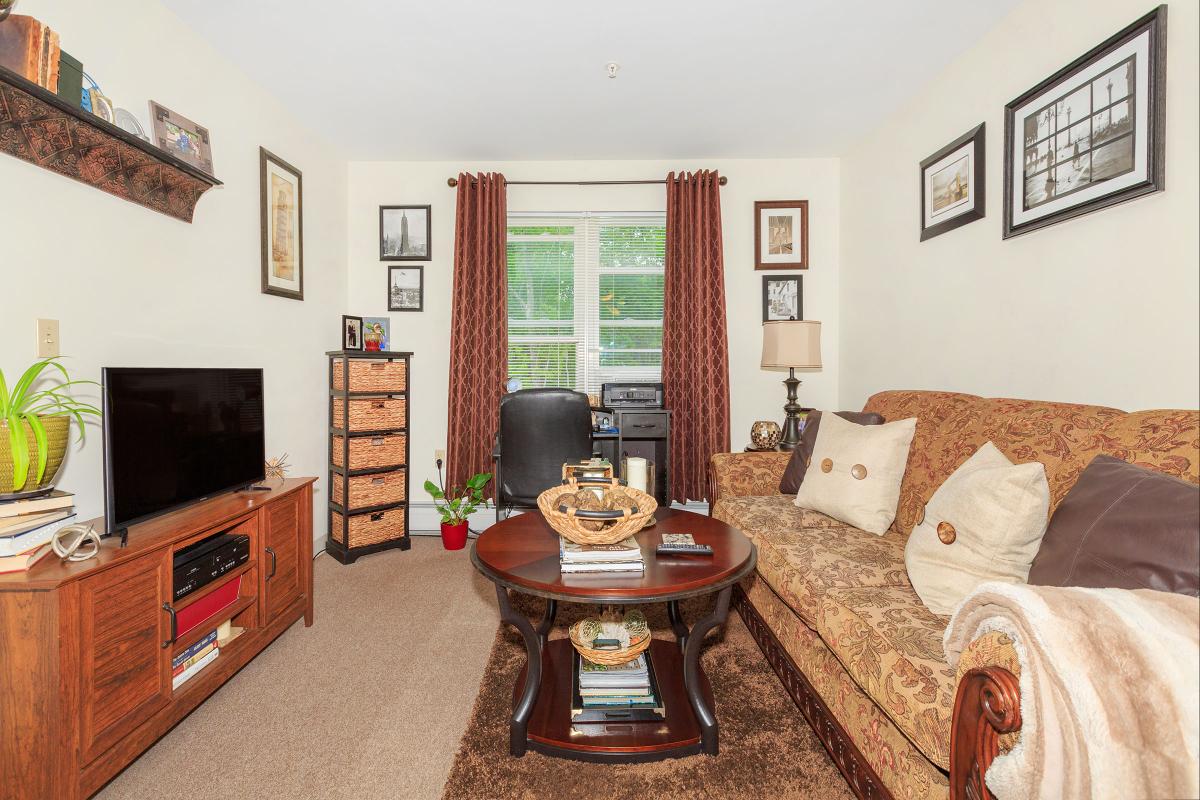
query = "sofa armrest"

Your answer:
(708, 451), (792, 511)
(949, 631), (1023, 800)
